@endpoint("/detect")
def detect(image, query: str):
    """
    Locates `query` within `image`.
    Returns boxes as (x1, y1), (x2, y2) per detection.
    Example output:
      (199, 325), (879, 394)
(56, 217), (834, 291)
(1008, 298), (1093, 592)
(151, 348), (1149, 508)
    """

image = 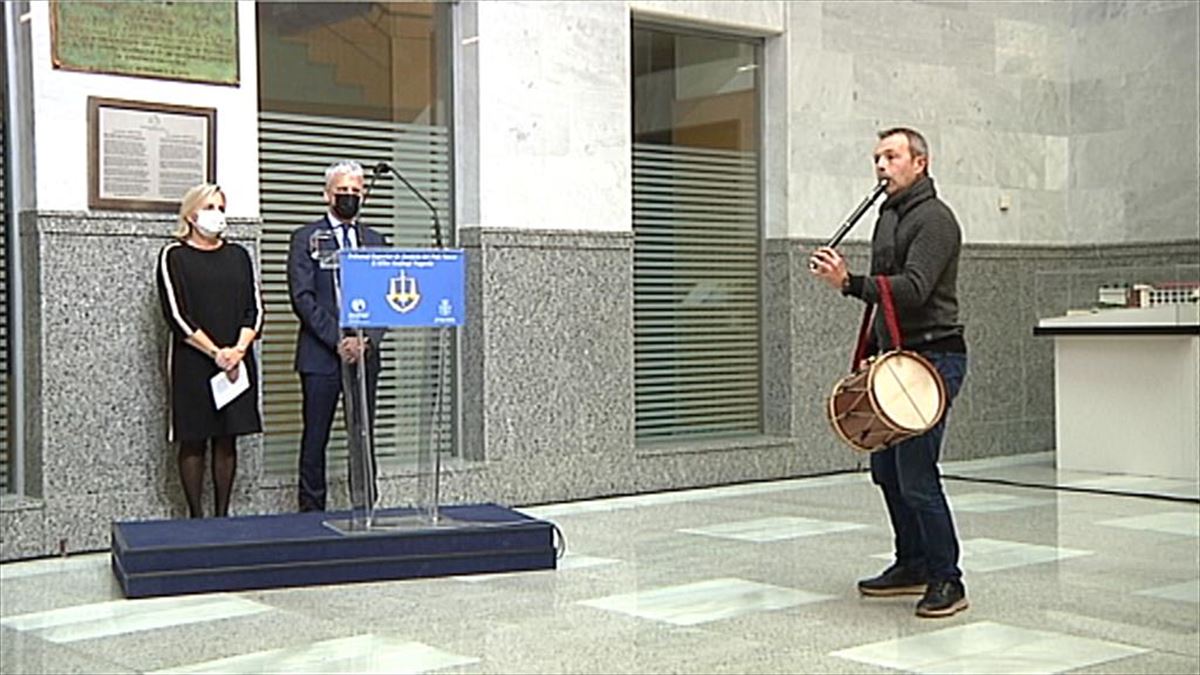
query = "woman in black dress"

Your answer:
(156, 184), (263, 518)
